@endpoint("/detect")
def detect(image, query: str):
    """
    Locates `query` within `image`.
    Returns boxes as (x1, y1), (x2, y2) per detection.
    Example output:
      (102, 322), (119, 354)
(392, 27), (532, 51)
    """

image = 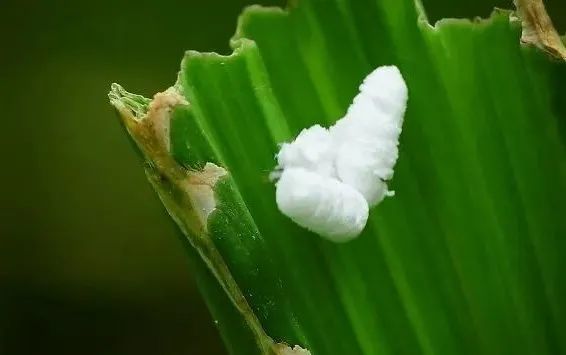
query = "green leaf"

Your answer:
(110, 0), (566, 354)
